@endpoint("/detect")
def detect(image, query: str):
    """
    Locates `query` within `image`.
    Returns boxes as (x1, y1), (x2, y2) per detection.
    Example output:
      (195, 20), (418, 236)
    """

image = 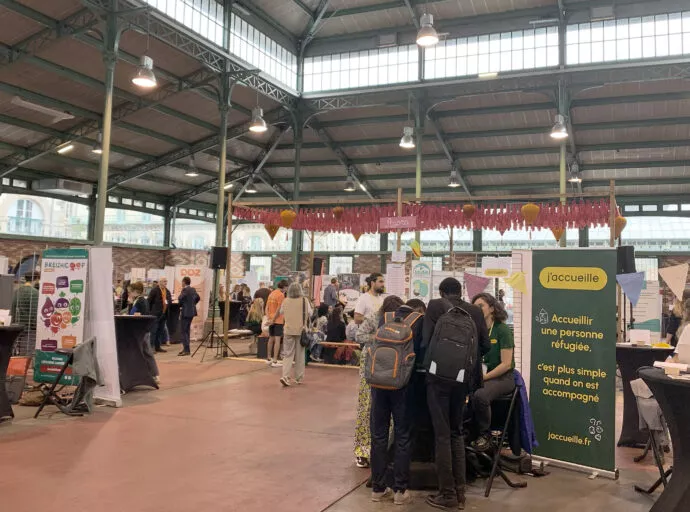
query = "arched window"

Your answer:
(8, 199), (43, 235)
